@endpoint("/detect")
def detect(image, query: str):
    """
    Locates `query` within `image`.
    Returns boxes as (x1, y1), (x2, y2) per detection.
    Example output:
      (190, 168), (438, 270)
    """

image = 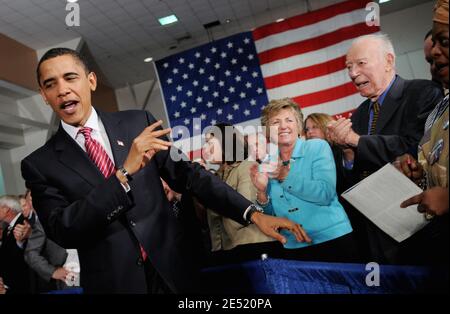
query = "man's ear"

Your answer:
(88, 71), (97, 92)
(386, 53), (395, 71)
(39, 89), (49, 106)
